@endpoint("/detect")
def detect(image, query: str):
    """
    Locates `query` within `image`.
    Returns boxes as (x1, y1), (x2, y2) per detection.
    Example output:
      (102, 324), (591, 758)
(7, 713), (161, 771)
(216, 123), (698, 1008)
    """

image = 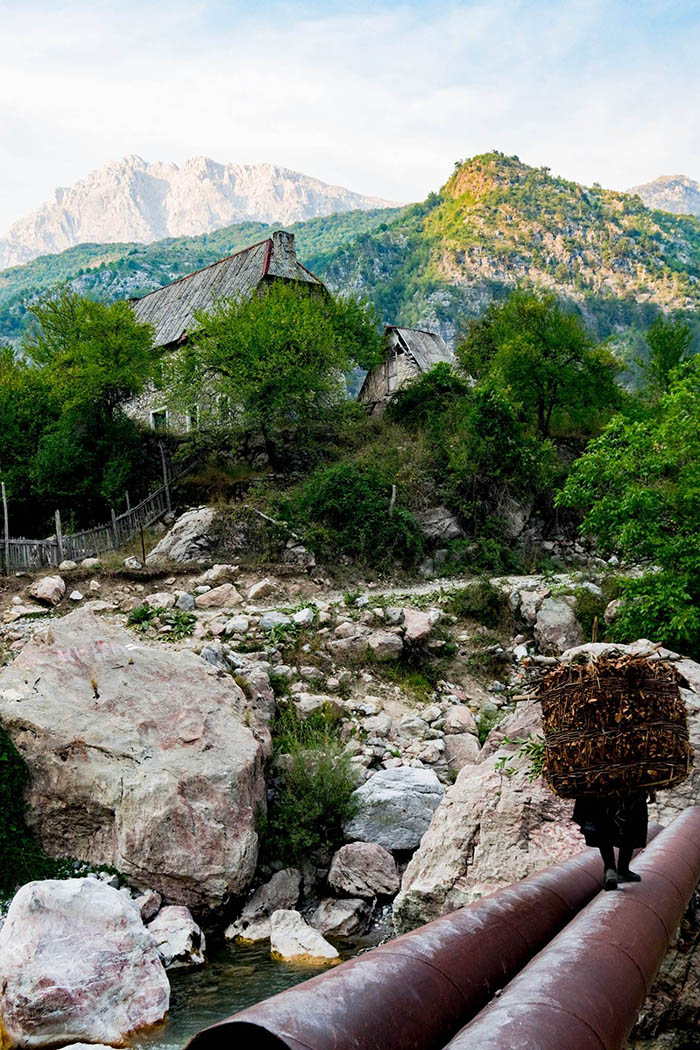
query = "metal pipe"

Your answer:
(441, 806), (700, 1050)
(186, 830), (660, 1050)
